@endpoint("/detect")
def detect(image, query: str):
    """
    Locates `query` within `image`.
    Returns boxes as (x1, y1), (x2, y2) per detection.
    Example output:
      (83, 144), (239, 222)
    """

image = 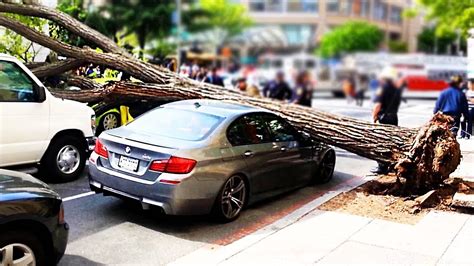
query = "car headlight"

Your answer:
(91, 114), (97, 135)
